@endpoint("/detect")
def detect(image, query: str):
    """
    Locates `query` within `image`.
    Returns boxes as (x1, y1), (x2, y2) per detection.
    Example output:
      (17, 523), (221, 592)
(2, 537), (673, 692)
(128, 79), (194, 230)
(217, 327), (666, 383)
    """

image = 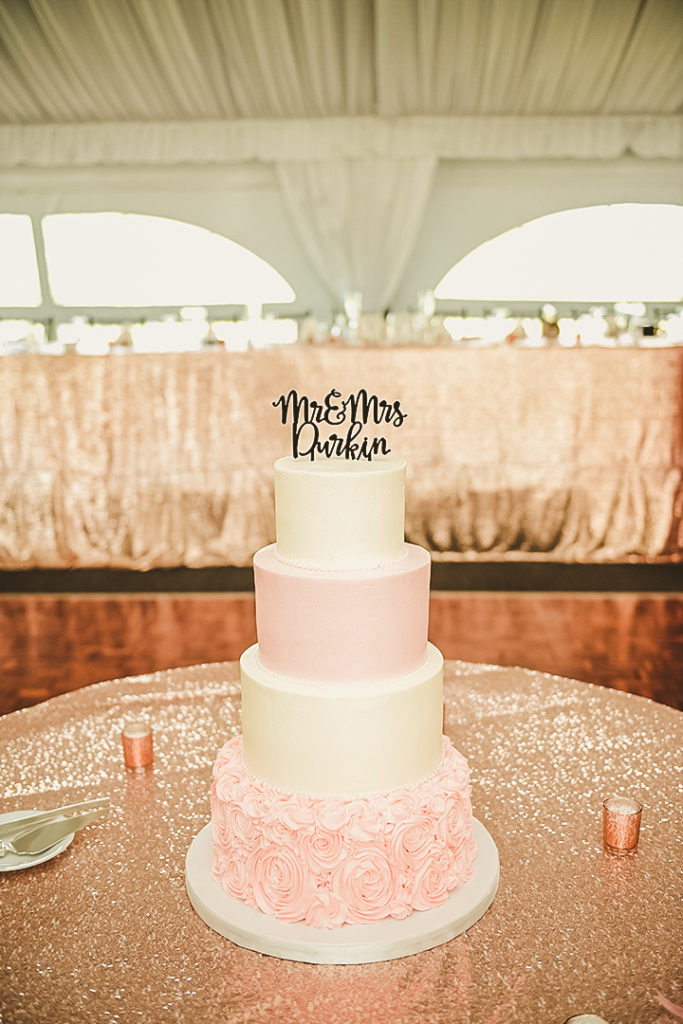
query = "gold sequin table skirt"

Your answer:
(1, 347), (681, 568)
(1, 661), (681, 1022)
